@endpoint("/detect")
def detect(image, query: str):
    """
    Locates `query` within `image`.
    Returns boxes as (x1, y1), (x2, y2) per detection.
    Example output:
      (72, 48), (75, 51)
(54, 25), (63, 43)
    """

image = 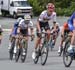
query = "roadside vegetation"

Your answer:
(28, 0), (75, 16)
